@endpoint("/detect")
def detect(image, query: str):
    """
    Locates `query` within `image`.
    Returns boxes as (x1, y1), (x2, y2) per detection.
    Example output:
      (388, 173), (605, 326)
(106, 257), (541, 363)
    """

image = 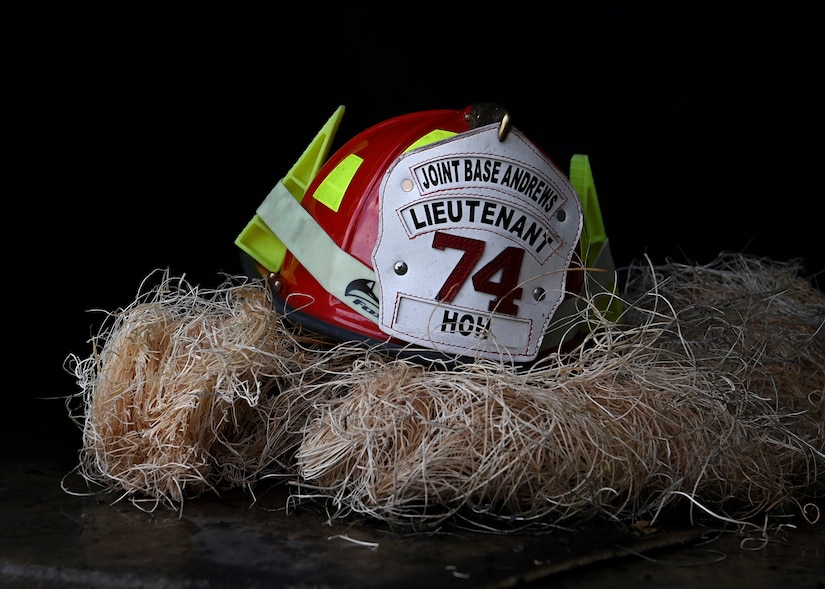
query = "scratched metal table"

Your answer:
(2, 441), (822, 589)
